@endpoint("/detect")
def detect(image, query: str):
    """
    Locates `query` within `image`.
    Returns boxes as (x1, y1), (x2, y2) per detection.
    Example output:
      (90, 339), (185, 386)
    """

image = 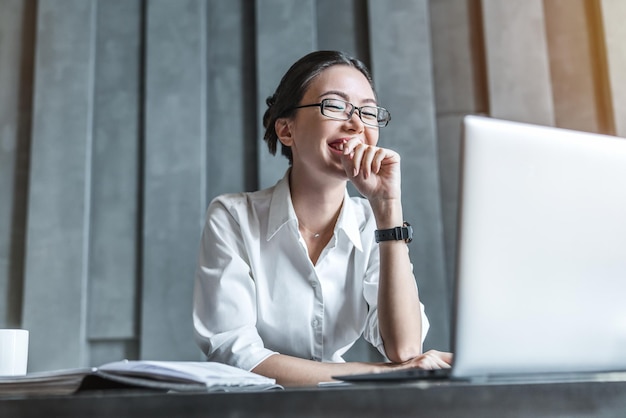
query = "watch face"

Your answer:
(404, 223), (413, 243)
